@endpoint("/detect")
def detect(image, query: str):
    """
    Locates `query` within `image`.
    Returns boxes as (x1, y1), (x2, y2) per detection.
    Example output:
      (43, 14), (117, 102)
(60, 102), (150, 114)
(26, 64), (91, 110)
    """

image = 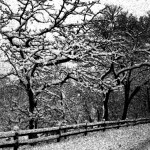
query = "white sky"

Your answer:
(101, 0), (150, 17)
(3, 0), (150, 17)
